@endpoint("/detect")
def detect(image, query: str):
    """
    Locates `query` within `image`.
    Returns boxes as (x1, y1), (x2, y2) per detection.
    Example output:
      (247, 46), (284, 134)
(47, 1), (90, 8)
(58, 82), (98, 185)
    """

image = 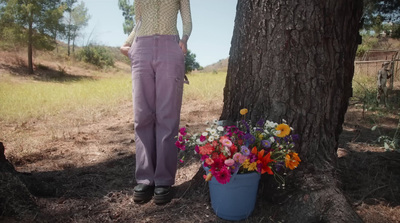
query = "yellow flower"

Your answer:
(285, 152), (301, 170)
(240, 108), (248, 115)
(248, 162), (258, 171)
(242, 159), (250, 168)
(276, 123), (291, 138)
